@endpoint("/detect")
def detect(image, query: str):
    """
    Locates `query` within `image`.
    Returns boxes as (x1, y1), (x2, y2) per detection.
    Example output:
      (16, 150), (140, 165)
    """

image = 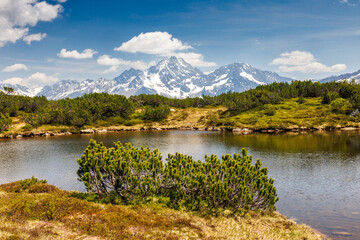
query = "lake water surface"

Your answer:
(1, 130), (359, 239)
